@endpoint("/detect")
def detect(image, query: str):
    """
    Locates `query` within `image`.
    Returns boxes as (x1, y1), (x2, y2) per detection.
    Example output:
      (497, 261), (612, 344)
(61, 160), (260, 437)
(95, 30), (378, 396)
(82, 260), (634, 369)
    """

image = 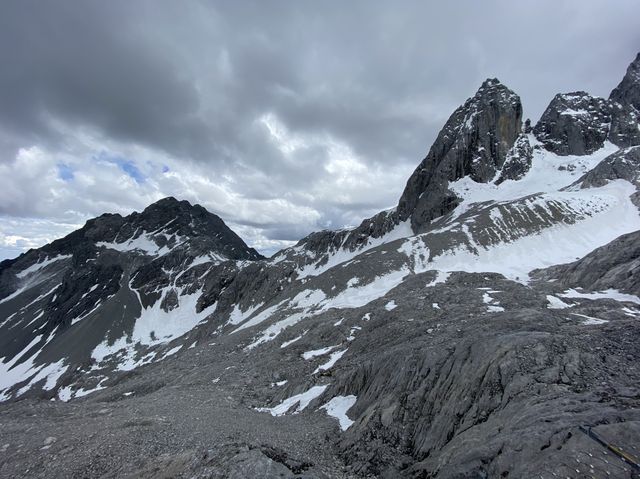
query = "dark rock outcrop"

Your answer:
(608, 101), (640, 147)
(533, 92), (612, 155)
(573, 145), (640, 189)
(610, 52), (640, 112)
(571, 145), (640, 206)
(532, 229), (640, 295)
(397, 78), (523, 231)
(101, 197), (263, 261)
(534, 53), (640, 155)
(1, 197), (262, 292)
